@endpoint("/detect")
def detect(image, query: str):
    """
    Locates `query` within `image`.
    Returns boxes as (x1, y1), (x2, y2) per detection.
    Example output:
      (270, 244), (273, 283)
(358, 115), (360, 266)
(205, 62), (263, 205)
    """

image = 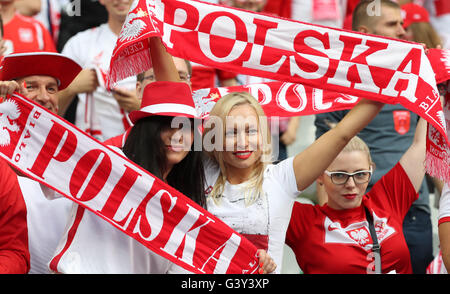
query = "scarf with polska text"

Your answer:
(0, 93), (260, 274)
(109, 0), (449, 182)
